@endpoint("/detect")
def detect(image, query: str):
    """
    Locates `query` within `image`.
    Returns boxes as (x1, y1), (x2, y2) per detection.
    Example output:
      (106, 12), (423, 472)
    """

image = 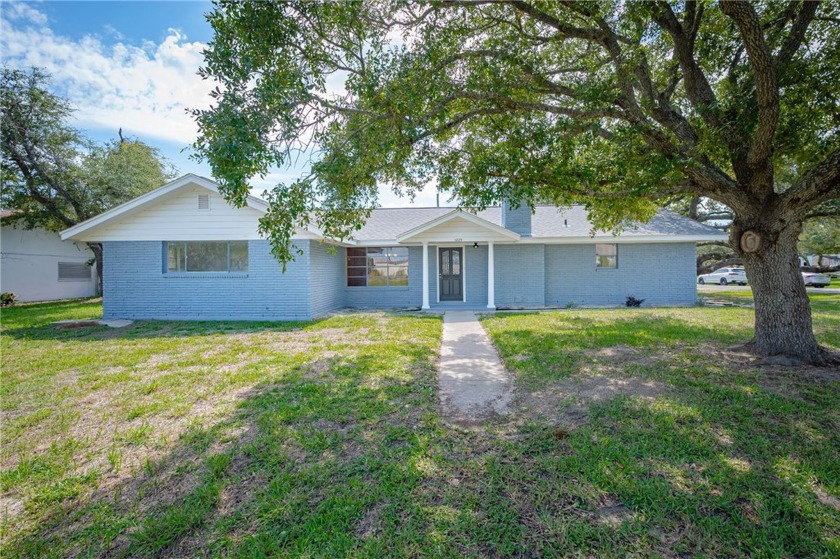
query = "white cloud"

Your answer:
(101, 24), (125, 42)
(1, 5), (213, 145)
(2, 1), (48, 25)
